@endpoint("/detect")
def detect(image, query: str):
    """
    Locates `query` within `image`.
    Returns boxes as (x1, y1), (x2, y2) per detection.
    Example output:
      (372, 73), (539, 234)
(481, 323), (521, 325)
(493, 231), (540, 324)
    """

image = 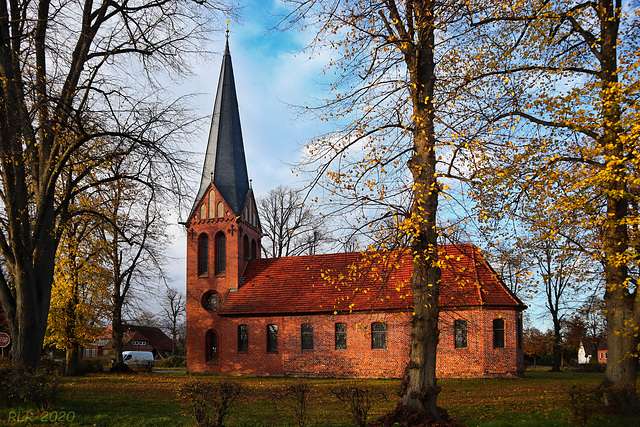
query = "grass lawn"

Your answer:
(0, 370), (638, 426)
